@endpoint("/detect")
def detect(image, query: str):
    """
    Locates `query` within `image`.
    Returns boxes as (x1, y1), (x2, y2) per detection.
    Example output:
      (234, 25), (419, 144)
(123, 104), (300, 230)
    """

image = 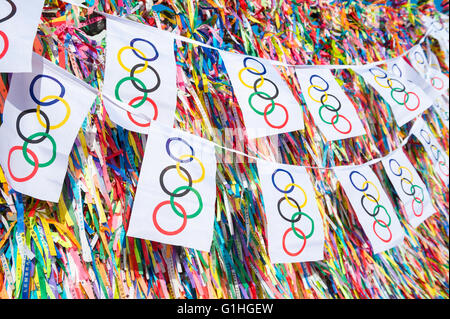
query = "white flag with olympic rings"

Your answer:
(126, 124), (217, 252)
(354, 65), (433, 127)
(256, 159), (324, 263)
(433, 96), (449, 129)
(0, 54), (97, 202)
(334, 165), (405, 254)
(381, 149), (436, 228)
(103, 17), (177, 134)
(412, 118), (449, 186)
(0, 0), (45, 72)
(295, 68), (366, 141)
(219, 51), (304, 139)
